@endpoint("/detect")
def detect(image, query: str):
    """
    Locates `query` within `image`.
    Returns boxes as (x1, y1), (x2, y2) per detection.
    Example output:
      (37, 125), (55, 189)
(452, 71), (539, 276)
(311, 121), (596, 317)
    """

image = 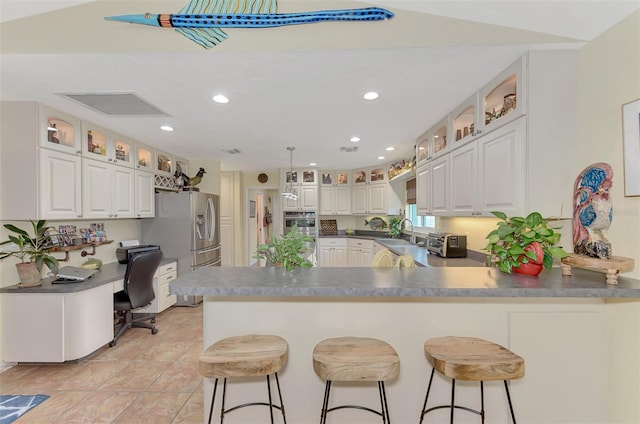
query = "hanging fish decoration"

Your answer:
(105, 0), (394, 49)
